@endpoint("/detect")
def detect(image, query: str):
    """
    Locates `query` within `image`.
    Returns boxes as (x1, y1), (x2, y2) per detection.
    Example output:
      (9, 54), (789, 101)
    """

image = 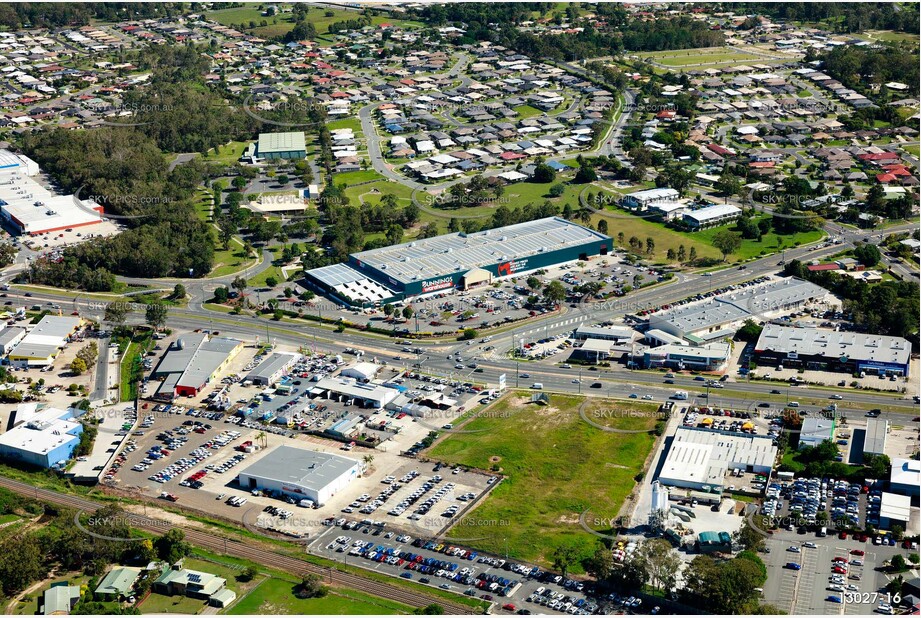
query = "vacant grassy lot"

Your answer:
(205, 6), (421, 42)
(138, 592), (207, 614)
(202, 141), (248, 166)
(428, 393), (658, 568)
(227, 577), (411, 615)
(637, 47), (766, 67)
(513, 104), (544, 119)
